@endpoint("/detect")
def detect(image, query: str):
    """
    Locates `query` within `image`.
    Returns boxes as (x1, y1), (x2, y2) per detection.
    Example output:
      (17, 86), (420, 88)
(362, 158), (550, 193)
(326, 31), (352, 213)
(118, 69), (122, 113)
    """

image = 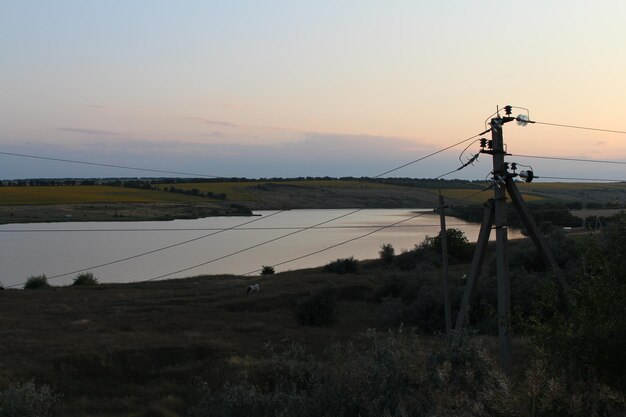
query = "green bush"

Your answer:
(260, 266), (275, 276)
(322, 257), (358, 274)
(294, 287), (336, 326)
(0, 381), (57, 417)
(379, 243), (395, 265)
(422, 228), (473, 264)
(189, 331), (624, 417)
(72, 272), (99, 286)
(530, 229), (626, 392)
(373, 275), (406, 301)
(23, 275), (50, 290)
